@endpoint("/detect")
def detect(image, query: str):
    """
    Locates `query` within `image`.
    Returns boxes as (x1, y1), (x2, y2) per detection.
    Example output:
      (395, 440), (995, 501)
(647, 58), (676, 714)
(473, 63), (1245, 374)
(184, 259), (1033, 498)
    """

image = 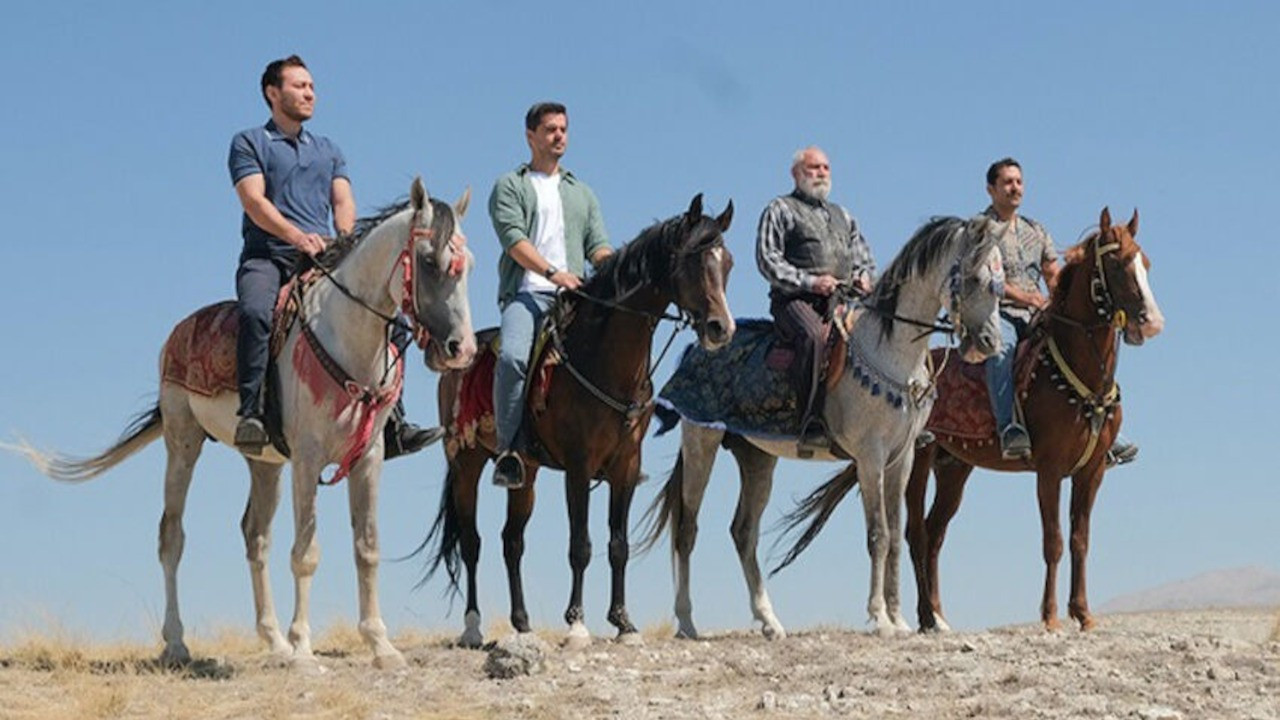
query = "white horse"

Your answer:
(642, 215), (1006, 638)
(8, 177), (476, 670)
